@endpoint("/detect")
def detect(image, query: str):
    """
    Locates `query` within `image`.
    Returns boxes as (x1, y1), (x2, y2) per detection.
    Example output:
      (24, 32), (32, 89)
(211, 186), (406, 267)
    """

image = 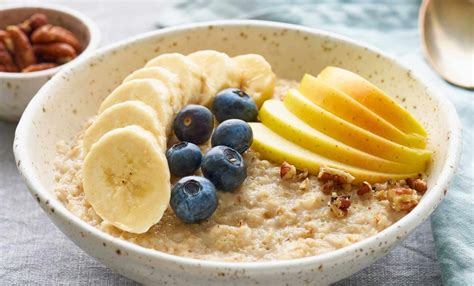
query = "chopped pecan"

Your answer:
(342, 183), (352, 192)
(406, 178), (427, 194)
(280, 161), (297, 180)
(318, 166), (355, 194)
(387, 187), (419, 212)
(357, 181), (372, 196)
(373, 182), (389, 192)
(296, 168), (309, 181)
(374, 190), (387, 201)
(321, 180), (336, 194)
(329, 192), (351, 218)
(318, 166), (355, 185)
(299, 178), (310, 191)
(395, 179), (407, 187)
